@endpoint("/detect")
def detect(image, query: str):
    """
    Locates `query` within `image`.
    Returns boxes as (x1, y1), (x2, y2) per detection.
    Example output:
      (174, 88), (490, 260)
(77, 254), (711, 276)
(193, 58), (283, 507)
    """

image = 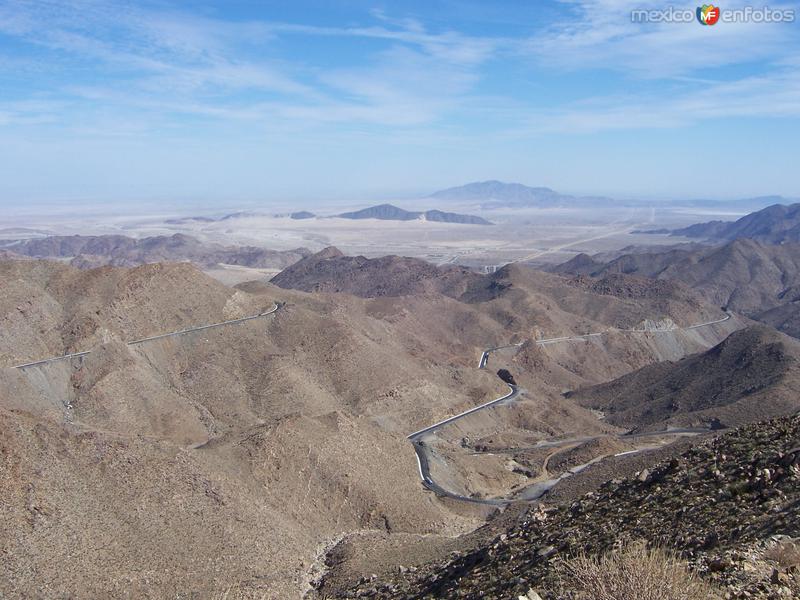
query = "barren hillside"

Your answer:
(554, 239), (800, 321)
(0, 256), (742, 597)
(671, 202), (800, 243)
(270, 246), (484, 298)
